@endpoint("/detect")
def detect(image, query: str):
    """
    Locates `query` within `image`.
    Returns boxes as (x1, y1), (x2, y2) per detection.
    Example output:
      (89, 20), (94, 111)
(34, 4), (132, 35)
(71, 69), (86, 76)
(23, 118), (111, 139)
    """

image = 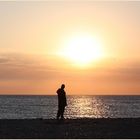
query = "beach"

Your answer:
(0, 118), (140, 139)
